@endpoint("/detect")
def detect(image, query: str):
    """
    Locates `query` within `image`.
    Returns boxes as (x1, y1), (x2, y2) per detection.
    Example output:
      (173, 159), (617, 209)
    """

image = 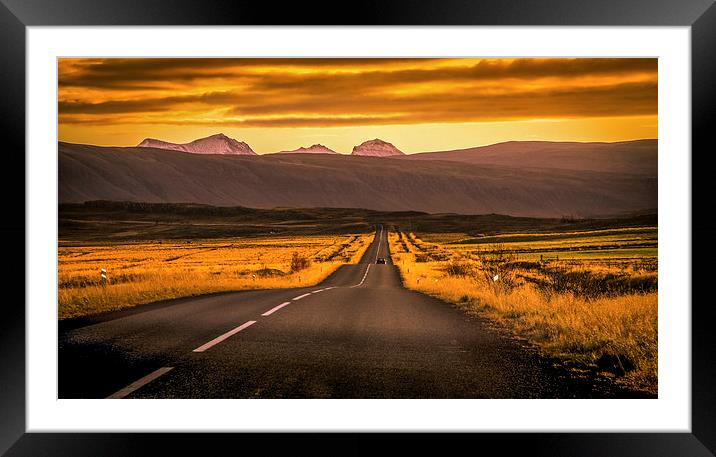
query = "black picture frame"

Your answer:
(2, 0), (714, 455)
